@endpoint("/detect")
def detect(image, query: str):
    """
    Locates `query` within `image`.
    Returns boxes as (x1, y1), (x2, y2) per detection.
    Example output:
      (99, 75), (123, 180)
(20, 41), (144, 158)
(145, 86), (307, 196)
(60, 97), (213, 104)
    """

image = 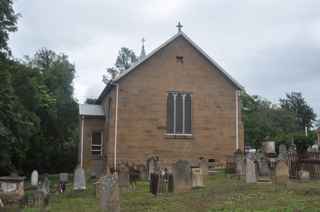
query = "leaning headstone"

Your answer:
(274, 160), (289, 184)
(173, 160), (192, 193)
(31, 170), (39, 186)
(246, 153), (256, 183)
(278, 144), (288, 160)
(59, 173), (68, 183)
(191, 167), (204, 188)
(73, 167), (86, 190)
(118, 163), (129, 191)
(99, 175), (120, 212)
